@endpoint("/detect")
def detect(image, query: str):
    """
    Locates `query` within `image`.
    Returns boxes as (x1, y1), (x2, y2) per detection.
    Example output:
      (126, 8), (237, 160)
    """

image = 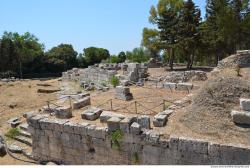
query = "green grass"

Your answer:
(111, 129), (123, 151)
(5, 128), (20, 139)
(110, 75), (120, 88)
